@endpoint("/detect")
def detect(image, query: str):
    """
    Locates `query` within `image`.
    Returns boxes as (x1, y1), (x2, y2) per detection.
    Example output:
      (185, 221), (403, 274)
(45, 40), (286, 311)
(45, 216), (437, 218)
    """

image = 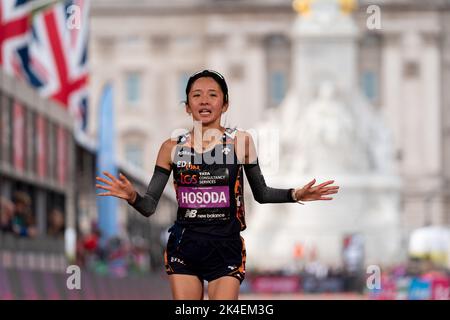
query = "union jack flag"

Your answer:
(0, 0), (31, 77)
(1, 0), (90, 131)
